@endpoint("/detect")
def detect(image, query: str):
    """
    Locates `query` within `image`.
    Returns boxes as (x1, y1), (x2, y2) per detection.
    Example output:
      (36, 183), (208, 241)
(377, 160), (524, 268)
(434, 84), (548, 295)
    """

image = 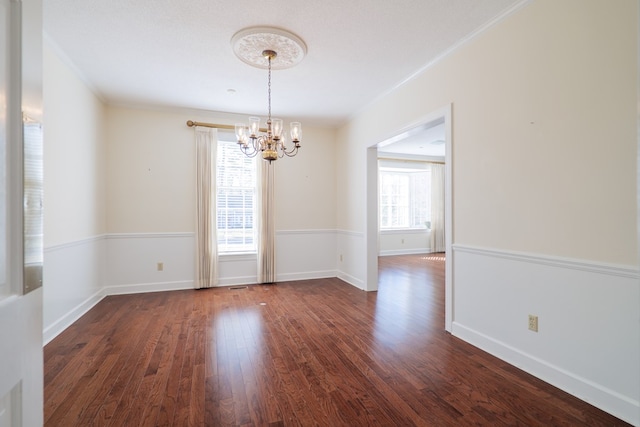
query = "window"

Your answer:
(216, 139), (257, 253)
(379, 166), (430, 229)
